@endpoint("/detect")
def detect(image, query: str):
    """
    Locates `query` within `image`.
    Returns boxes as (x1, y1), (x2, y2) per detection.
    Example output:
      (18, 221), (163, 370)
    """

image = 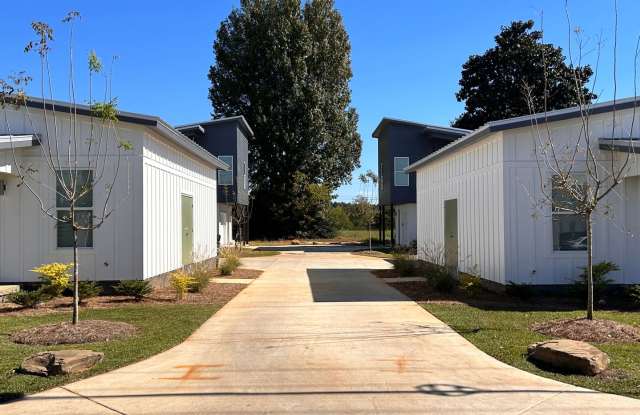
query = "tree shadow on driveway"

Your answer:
(307, 269), (408, 302)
